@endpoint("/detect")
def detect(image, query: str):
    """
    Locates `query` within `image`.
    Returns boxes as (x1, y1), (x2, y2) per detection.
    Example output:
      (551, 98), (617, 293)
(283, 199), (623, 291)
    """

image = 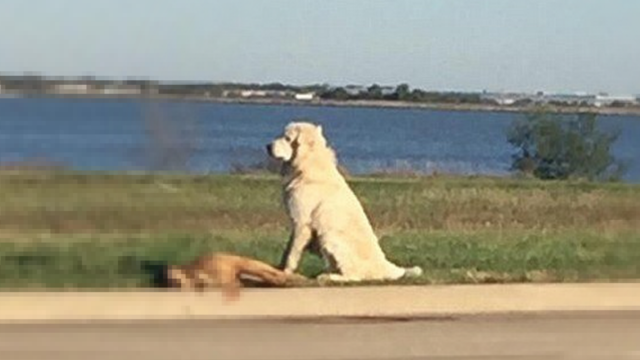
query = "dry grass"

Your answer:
(0, 172), (638, 235)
